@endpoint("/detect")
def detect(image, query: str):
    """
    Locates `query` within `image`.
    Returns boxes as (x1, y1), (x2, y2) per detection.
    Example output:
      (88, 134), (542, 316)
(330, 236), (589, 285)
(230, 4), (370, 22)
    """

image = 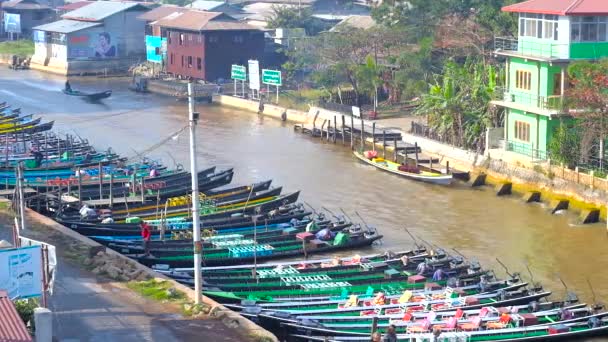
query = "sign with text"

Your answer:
(19, 237), (56, 295)
(0, 246), (42, 299)
(248, 60), (260, 90)
(4, 13), (21, 34)
(231, 64), (246, 81)
(262, 69), (282, 86)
